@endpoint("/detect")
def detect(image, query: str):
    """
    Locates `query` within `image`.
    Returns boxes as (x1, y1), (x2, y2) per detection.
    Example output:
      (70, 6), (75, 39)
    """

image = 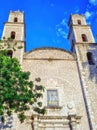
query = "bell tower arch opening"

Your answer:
(14, 17), (18, 22)
(11, 31), (15, 39)
(7, 50), (13, 58)
(87, 52), (94, 65)
(77, 19), (81, 25)
(81, 34), (88, 42)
